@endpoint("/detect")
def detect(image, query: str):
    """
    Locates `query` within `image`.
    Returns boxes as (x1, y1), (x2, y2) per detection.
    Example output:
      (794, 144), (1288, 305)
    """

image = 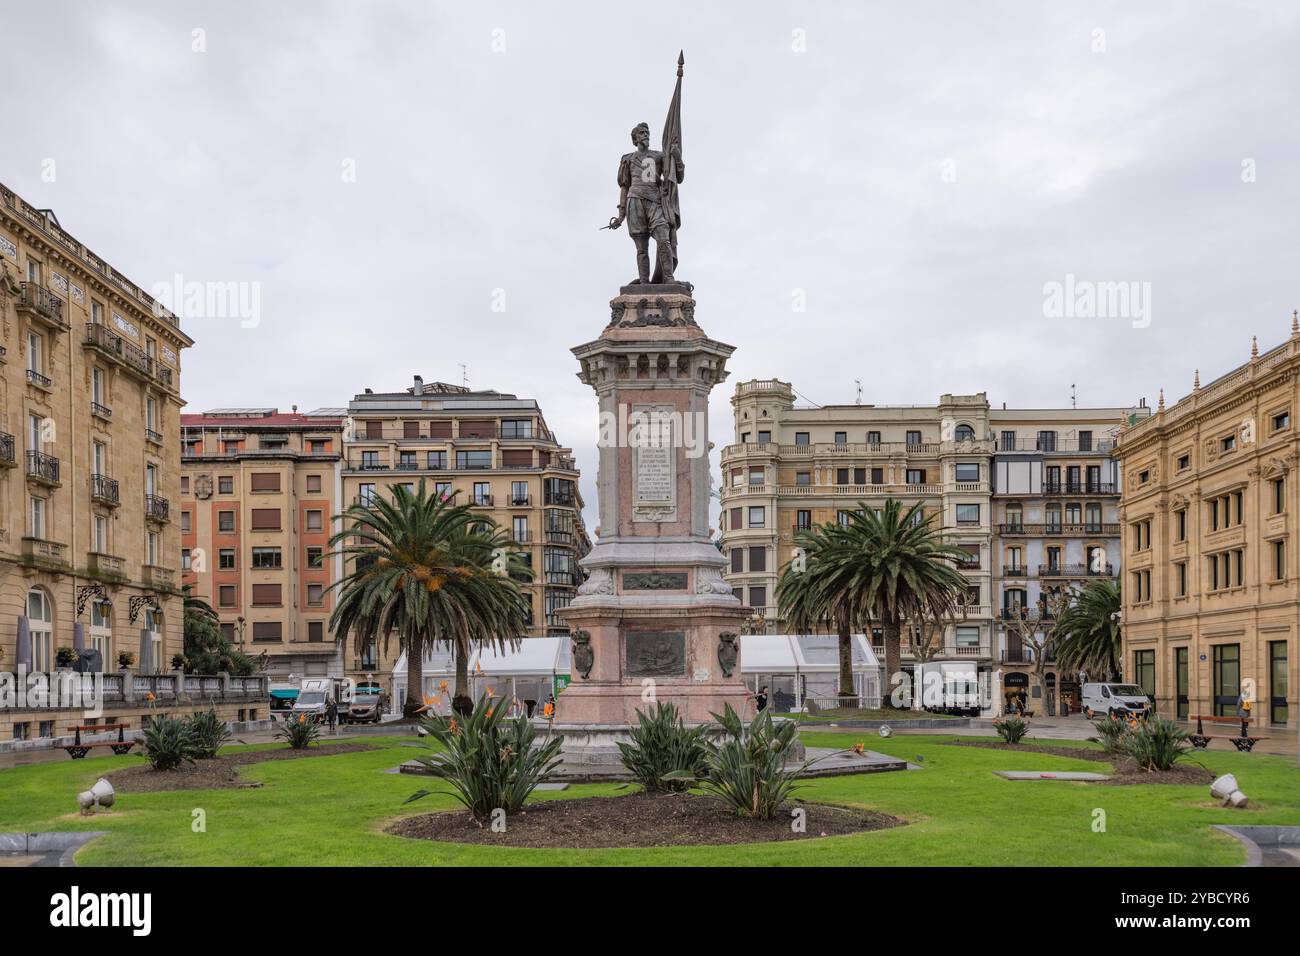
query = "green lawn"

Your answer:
(2, 733), (1297, 866)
